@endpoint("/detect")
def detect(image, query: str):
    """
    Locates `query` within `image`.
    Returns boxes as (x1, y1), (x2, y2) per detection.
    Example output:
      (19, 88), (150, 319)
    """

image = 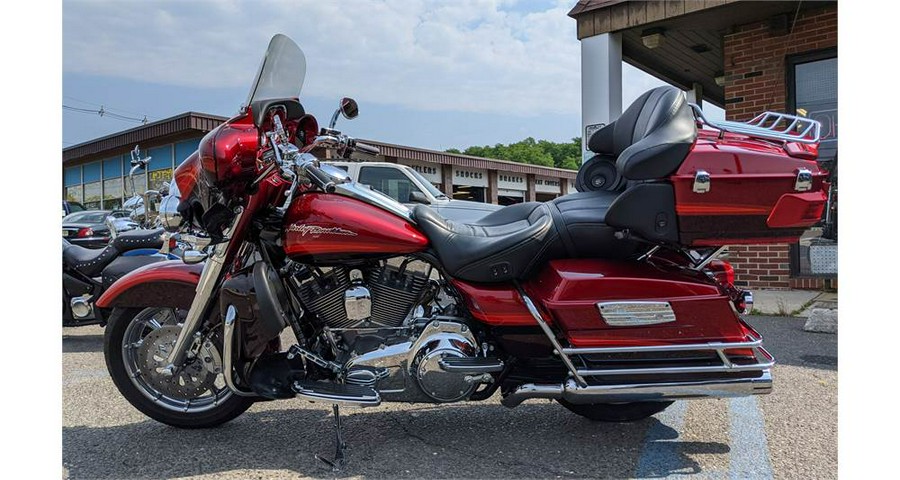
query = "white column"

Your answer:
(686, 82), (703, 109)
(581, 32), (622, 162)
